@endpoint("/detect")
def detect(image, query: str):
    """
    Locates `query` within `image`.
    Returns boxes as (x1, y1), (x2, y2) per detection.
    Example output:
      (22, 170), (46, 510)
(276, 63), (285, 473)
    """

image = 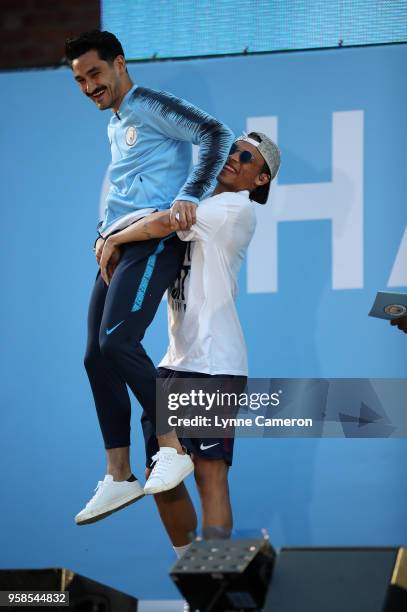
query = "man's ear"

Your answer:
(114, 54), (127, 74)
(254, 172), (270, 188)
